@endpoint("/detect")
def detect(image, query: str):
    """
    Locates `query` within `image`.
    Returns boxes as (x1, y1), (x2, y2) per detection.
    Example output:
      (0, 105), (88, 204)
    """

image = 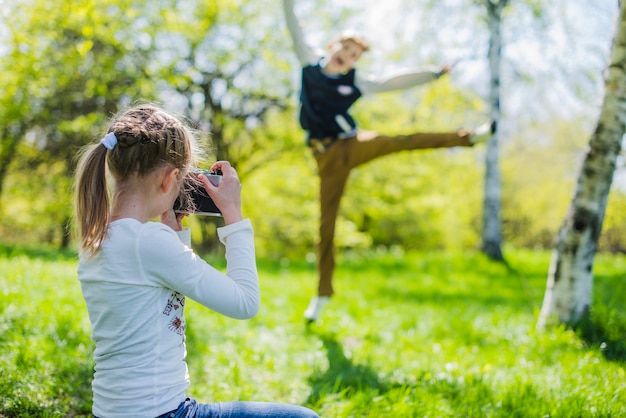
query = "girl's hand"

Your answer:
(200, 161), (243, 225)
